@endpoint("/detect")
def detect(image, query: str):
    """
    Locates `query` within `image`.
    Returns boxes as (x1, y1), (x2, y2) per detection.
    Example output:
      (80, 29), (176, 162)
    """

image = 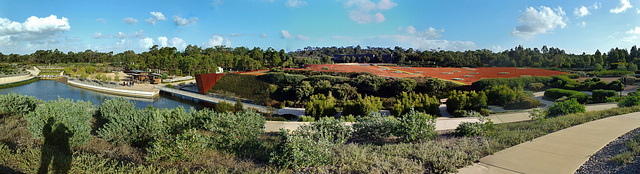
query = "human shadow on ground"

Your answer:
(37, 117), (73, 174)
